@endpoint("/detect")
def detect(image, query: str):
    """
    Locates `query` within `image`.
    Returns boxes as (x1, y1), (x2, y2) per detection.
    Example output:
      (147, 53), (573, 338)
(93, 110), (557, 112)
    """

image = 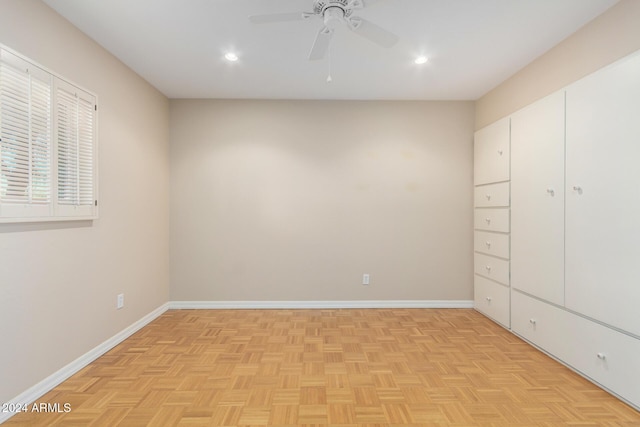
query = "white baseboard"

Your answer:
(0, 303), (169, 424)
(169, 300), (474, 309)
